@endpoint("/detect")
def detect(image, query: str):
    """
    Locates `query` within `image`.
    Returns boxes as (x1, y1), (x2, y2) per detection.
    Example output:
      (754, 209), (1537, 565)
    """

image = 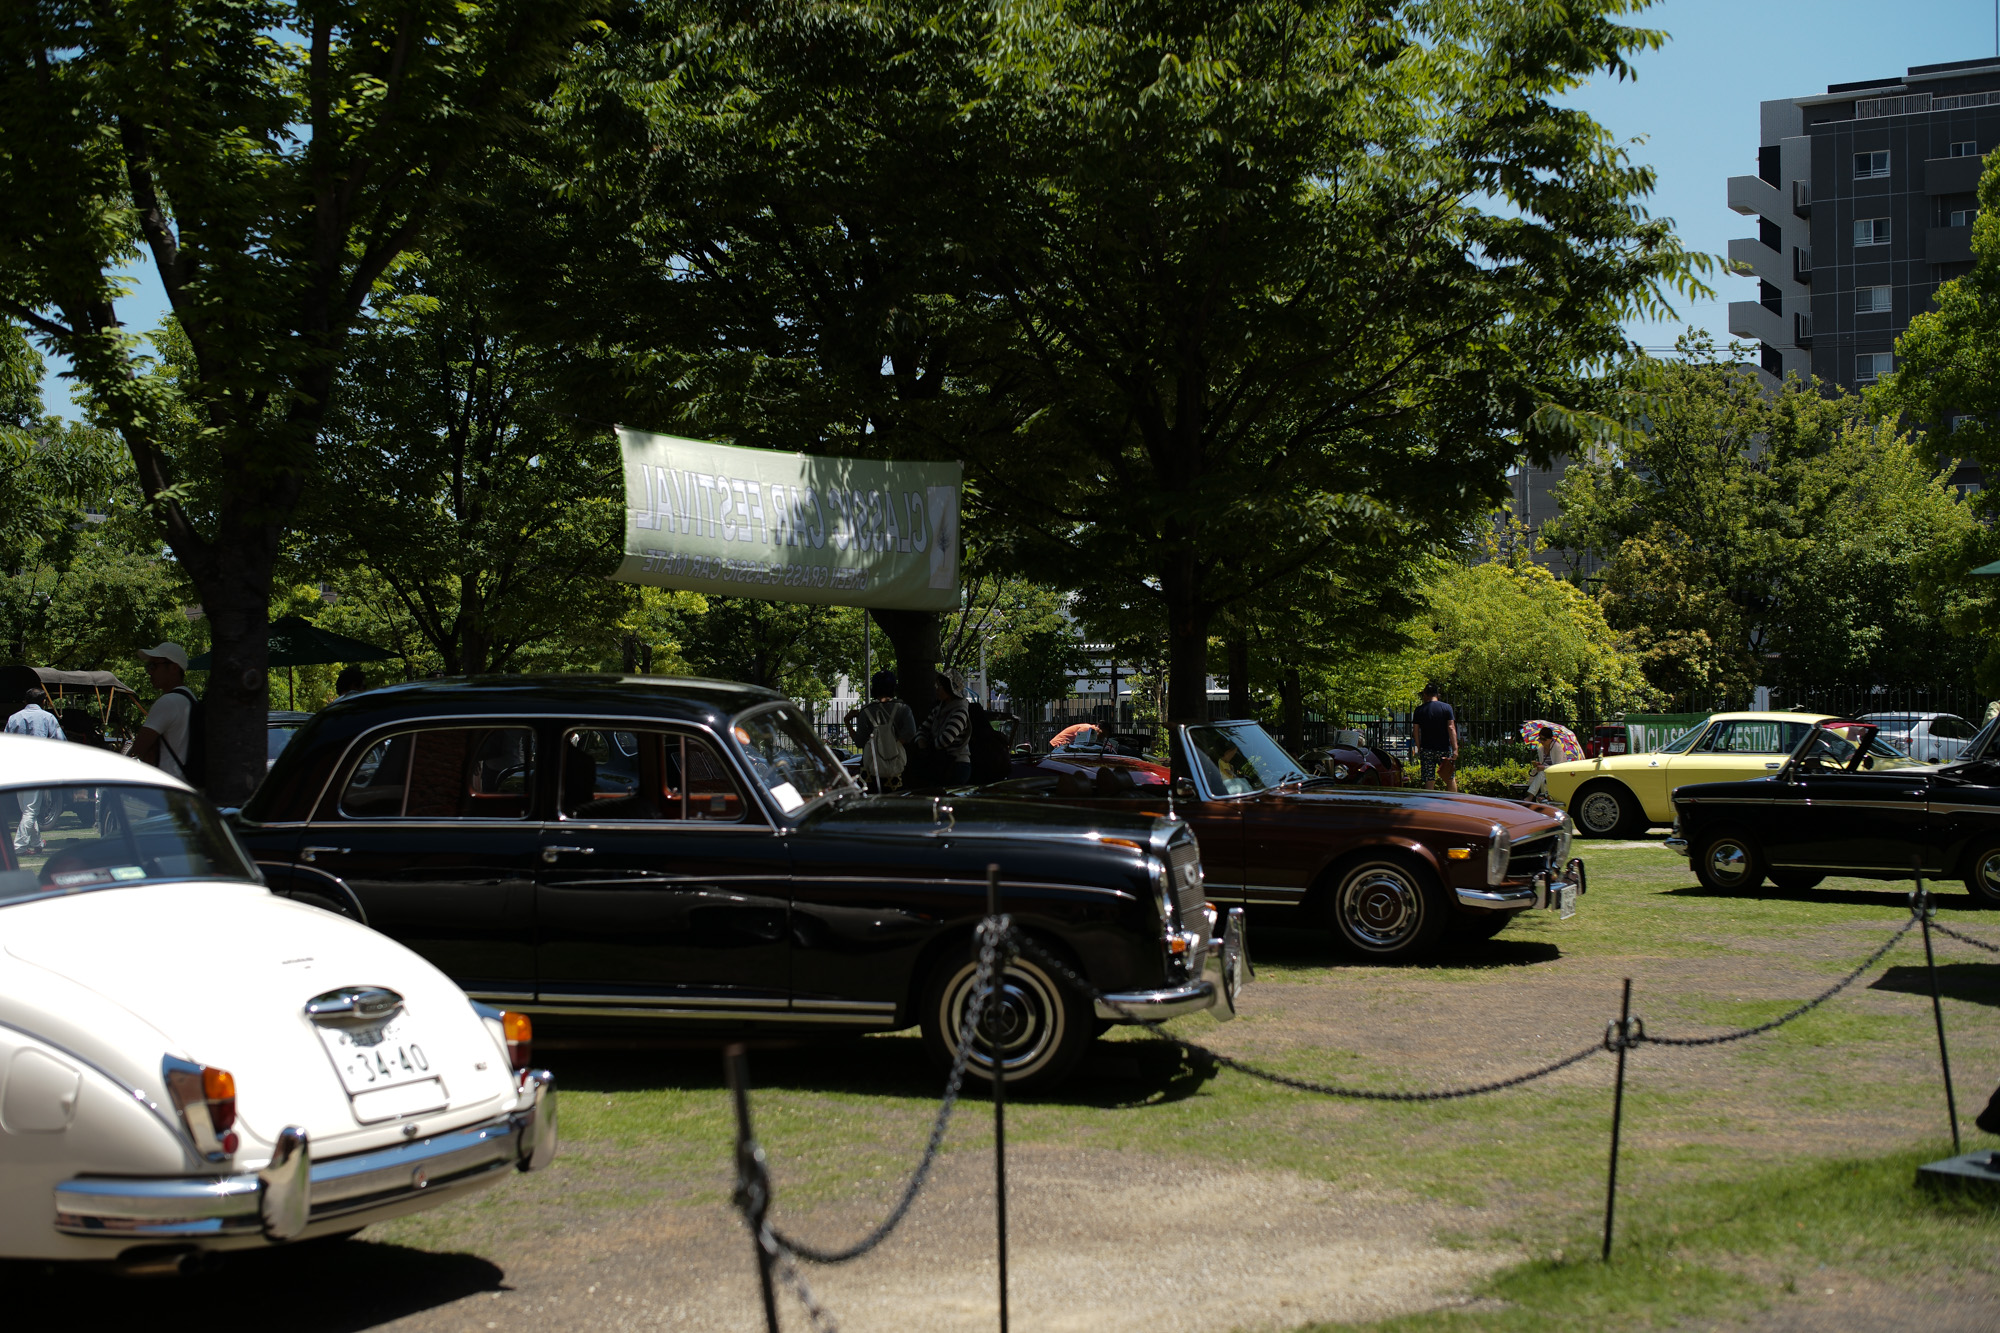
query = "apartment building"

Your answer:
(1729, 57), (2000, 395)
